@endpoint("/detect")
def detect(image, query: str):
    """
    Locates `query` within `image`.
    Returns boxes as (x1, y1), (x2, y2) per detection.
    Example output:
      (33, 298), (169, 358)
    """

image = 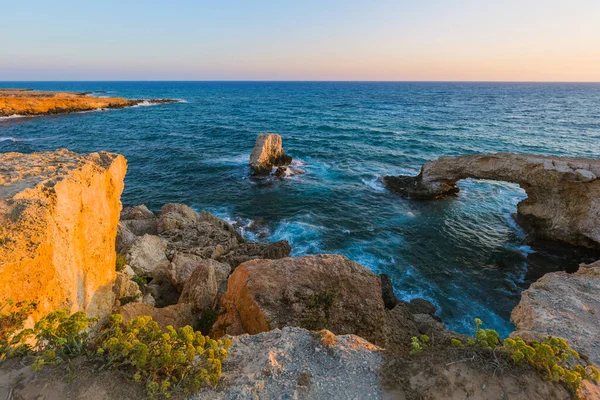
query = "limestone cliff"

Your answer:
(511, 260), (600, 366)
(384, 153), (600, 248)
(0, 149), (127, 321)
